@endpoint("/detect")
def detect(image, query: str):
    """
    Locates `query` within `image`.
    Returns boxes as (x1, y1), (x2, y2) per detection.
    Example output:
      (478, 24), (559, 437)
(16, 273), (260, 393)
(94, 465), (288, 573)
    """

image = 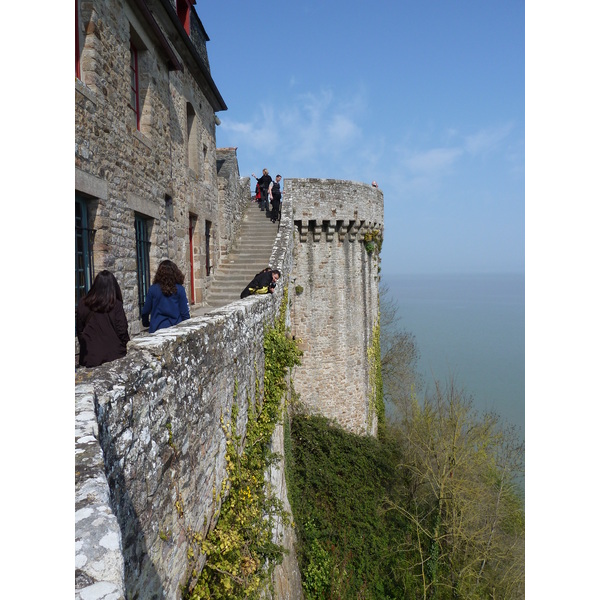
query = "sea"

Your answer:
(381, 272), (525, 442)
